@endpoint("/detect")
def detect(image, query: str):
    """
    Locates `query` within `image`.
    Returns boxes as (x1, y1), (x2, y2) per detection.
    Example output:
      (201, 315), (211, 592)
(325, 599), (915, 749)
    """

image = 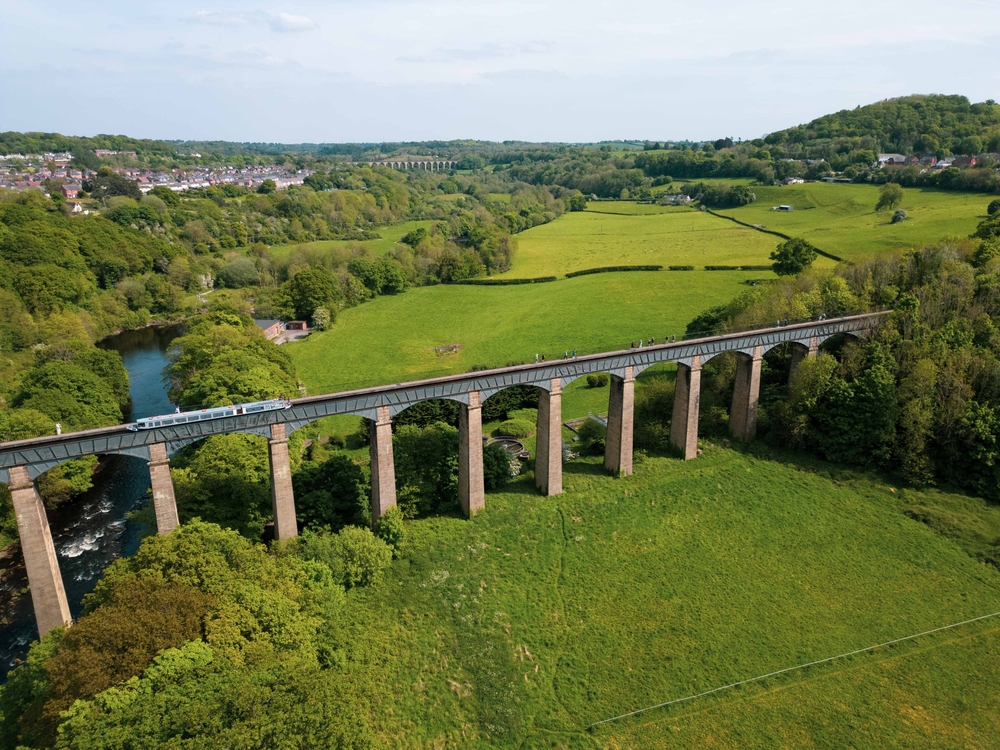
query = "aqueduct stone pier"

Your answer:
(0, 312), (886, 637)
